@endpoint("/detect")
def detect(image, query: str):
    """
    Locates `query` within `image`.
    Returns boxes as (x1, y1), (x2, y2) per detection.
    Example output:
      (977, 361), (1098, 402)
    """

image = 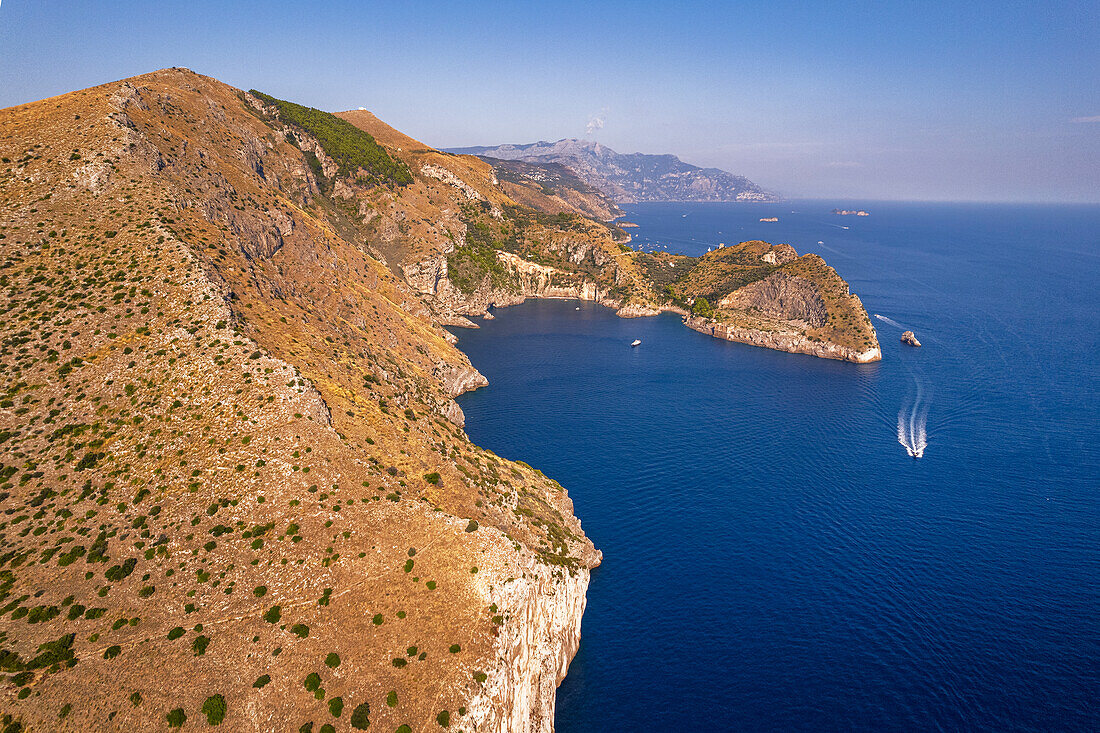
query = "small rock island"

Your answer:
(901, 330), (922, 347)
(832, 209), (870, 216)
